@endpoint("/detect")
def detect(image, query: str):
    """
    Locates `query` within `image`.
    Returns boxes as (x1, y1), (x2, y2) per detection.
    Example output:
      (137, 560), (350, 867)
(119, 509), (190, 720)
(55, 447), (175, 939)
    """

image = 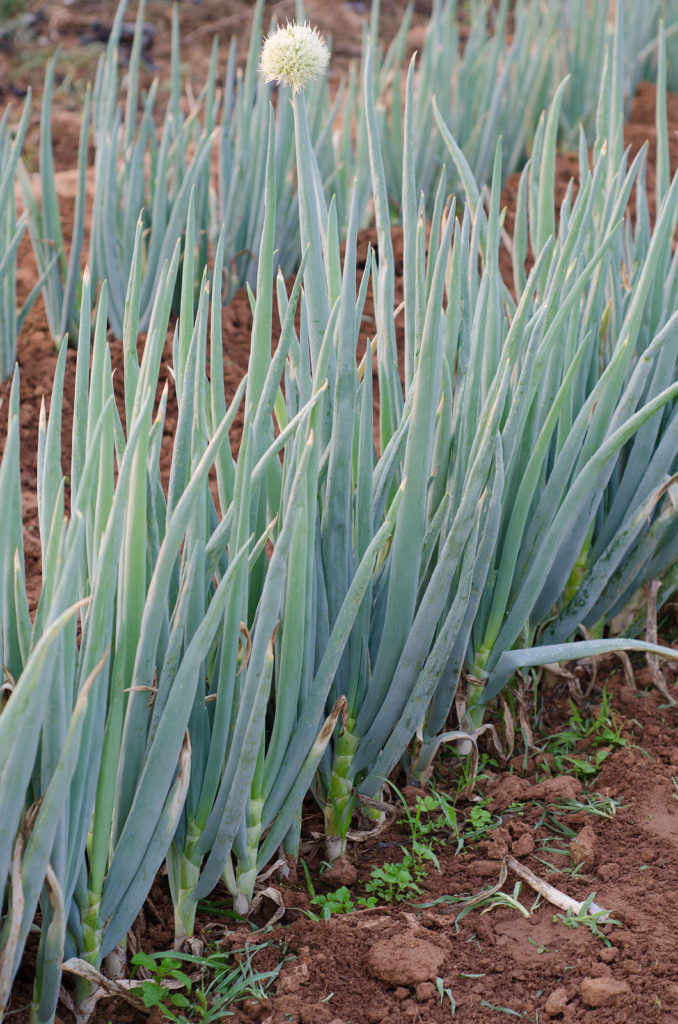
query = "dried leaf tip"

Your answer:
(259, 22), (330, 93)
